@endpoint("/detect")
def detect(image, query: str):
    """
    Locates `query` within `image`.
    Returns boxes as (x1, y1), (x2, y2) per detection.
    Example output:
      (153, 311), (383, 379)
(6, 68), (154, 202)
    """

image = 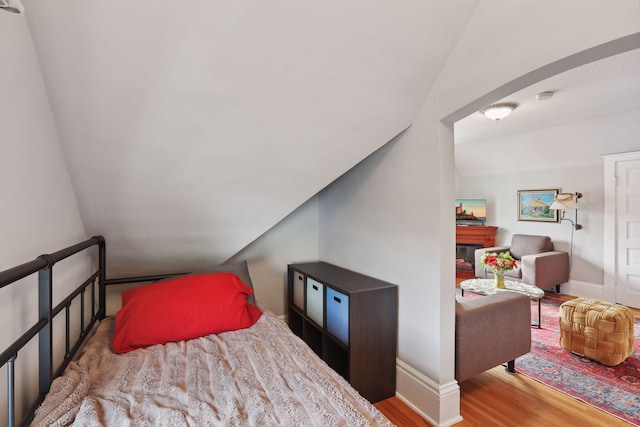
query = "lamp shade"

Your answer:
(550, 193), (579, 210)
